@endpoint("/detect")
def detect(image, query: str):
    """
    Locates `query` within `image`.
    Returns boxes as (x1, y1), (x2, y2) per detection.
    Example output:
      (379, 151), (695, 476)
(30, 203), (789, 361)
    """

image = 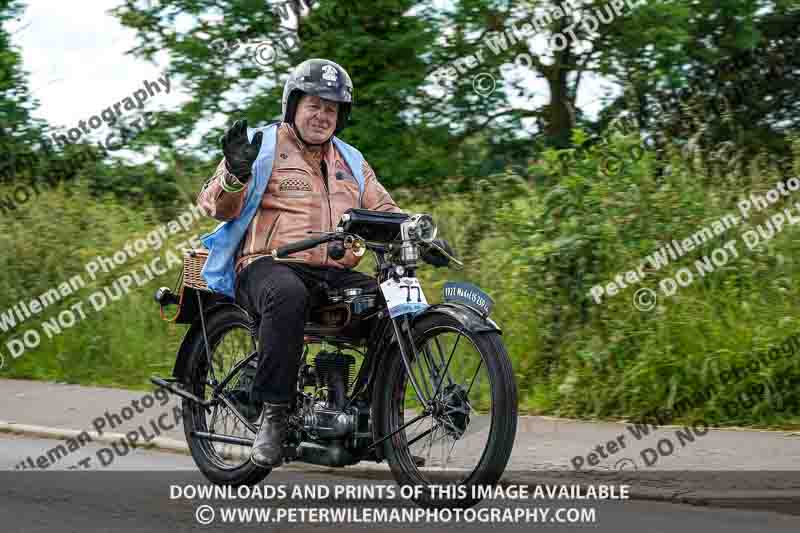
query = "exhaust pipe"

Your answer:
(295, 440), (355, 467)
(190, 432), (355, 468)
